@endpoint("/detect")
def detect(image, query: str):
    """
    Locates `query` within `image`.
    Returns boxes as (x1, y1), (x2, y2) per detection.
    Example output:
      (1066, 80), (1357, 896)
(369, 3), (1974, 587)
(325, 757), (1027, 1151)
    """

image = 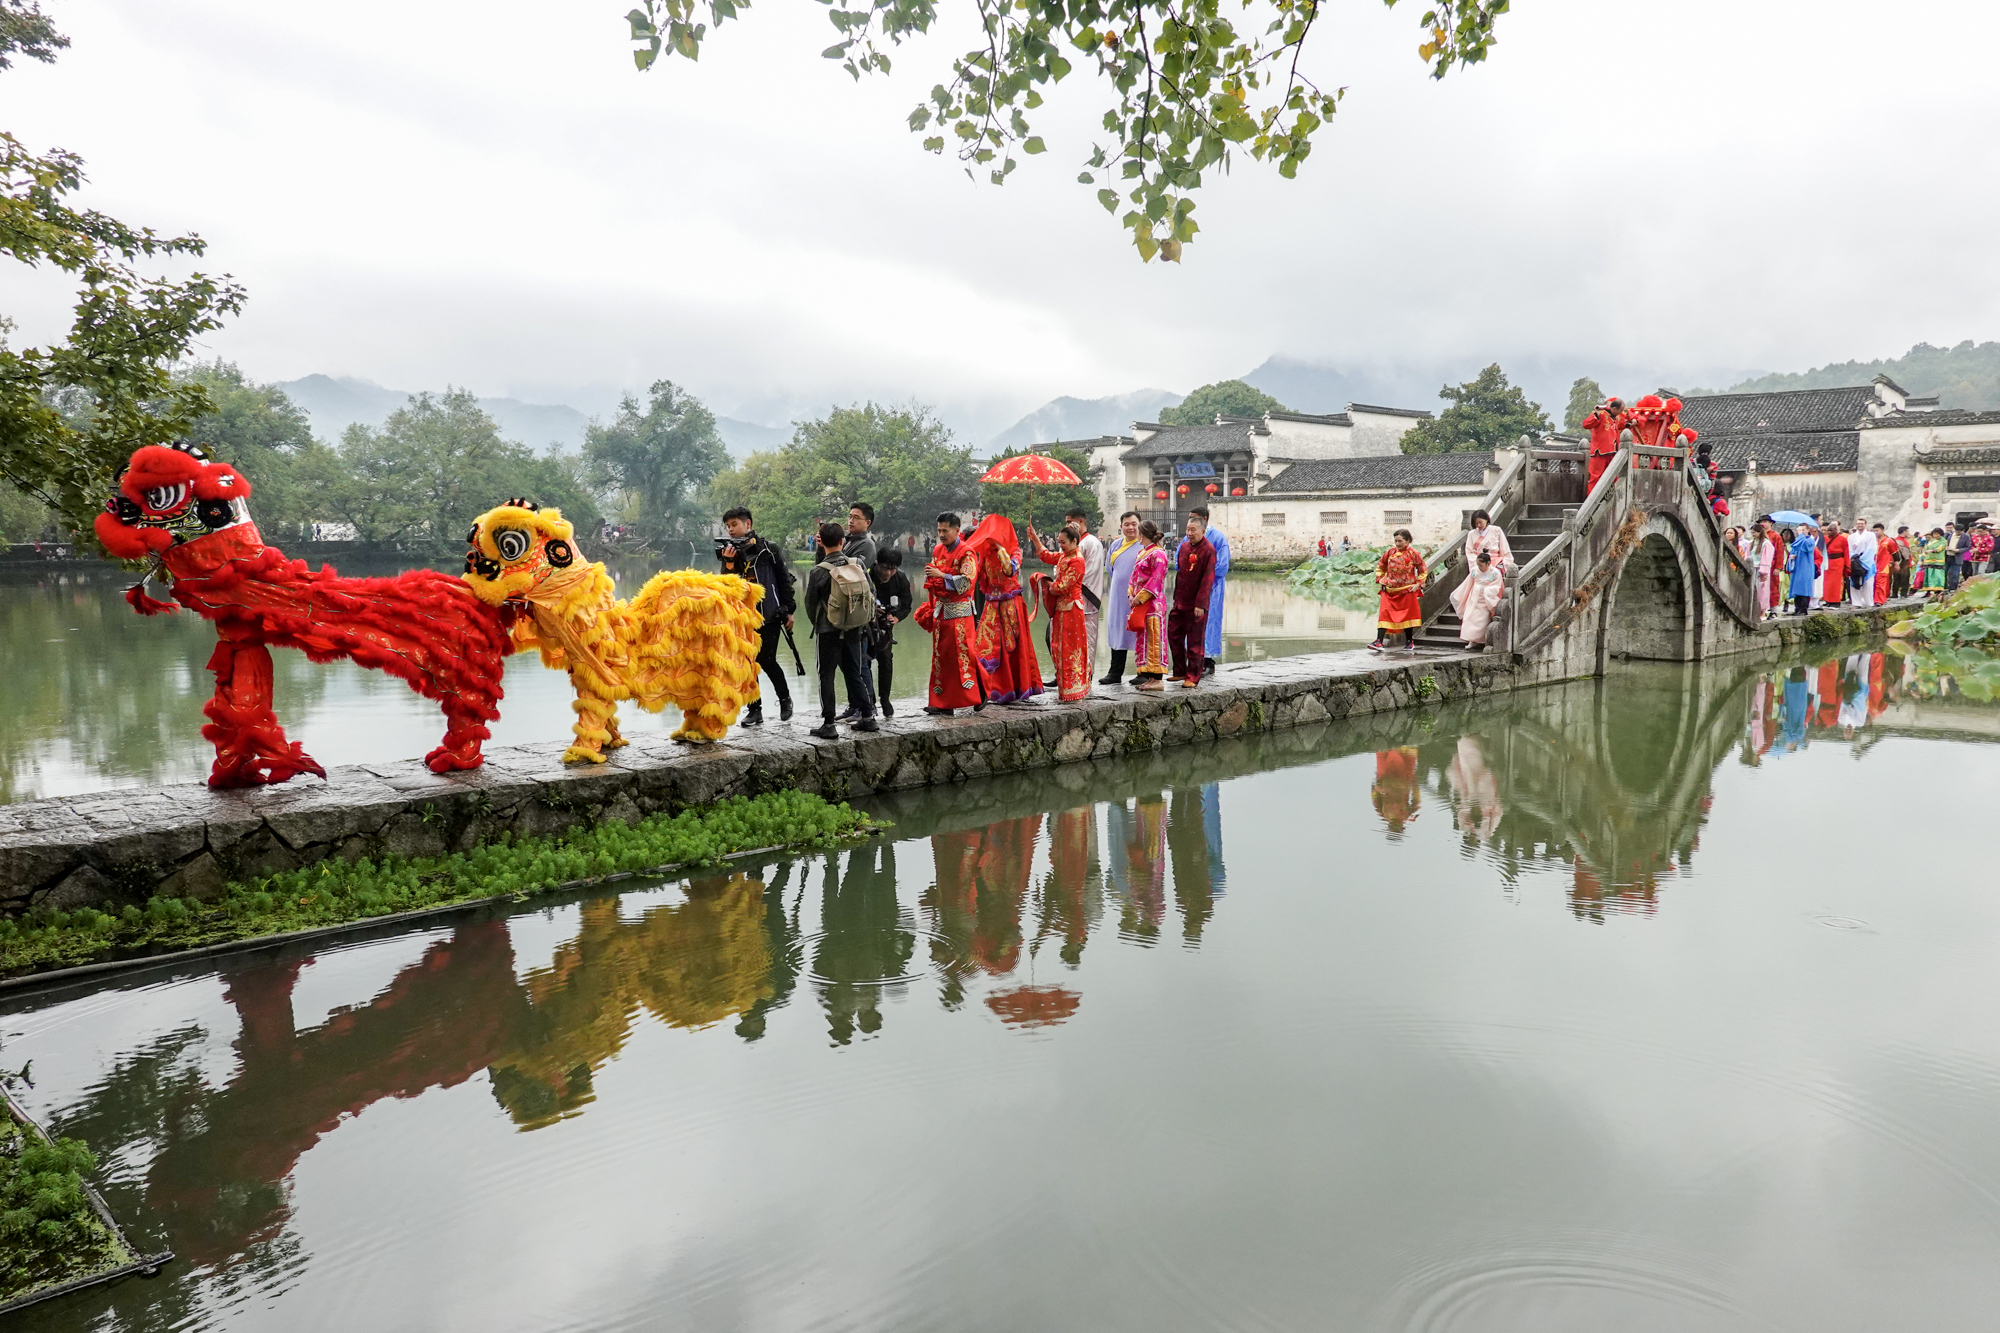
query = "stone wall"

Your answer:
(1, 650), (1520, 910)
(0, 591), (1914, 913)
